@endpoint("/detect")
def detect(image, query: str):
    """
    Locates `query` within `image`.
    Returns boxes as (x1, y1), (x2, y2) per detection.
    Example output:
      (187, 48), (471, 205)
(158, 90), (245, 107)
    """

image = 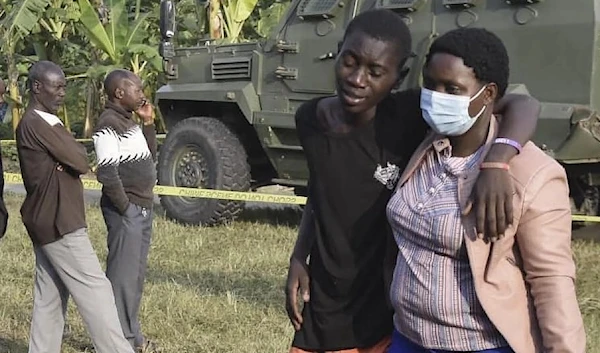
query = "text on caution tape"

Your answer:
(3, 173), (307, 205)
(6, 172), (600, 220)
